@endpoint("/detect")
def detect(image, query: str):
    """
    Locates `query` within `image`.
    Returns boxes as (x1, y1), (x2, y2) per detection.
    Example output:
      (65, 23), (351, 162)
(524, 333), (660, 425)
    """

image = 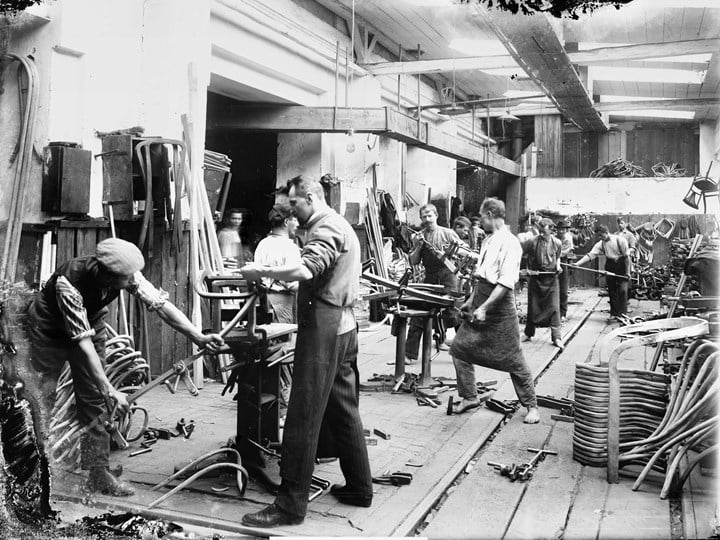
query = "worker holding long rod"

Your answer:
(25, 239), (225, 497)
(573, 224), (631, 321)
